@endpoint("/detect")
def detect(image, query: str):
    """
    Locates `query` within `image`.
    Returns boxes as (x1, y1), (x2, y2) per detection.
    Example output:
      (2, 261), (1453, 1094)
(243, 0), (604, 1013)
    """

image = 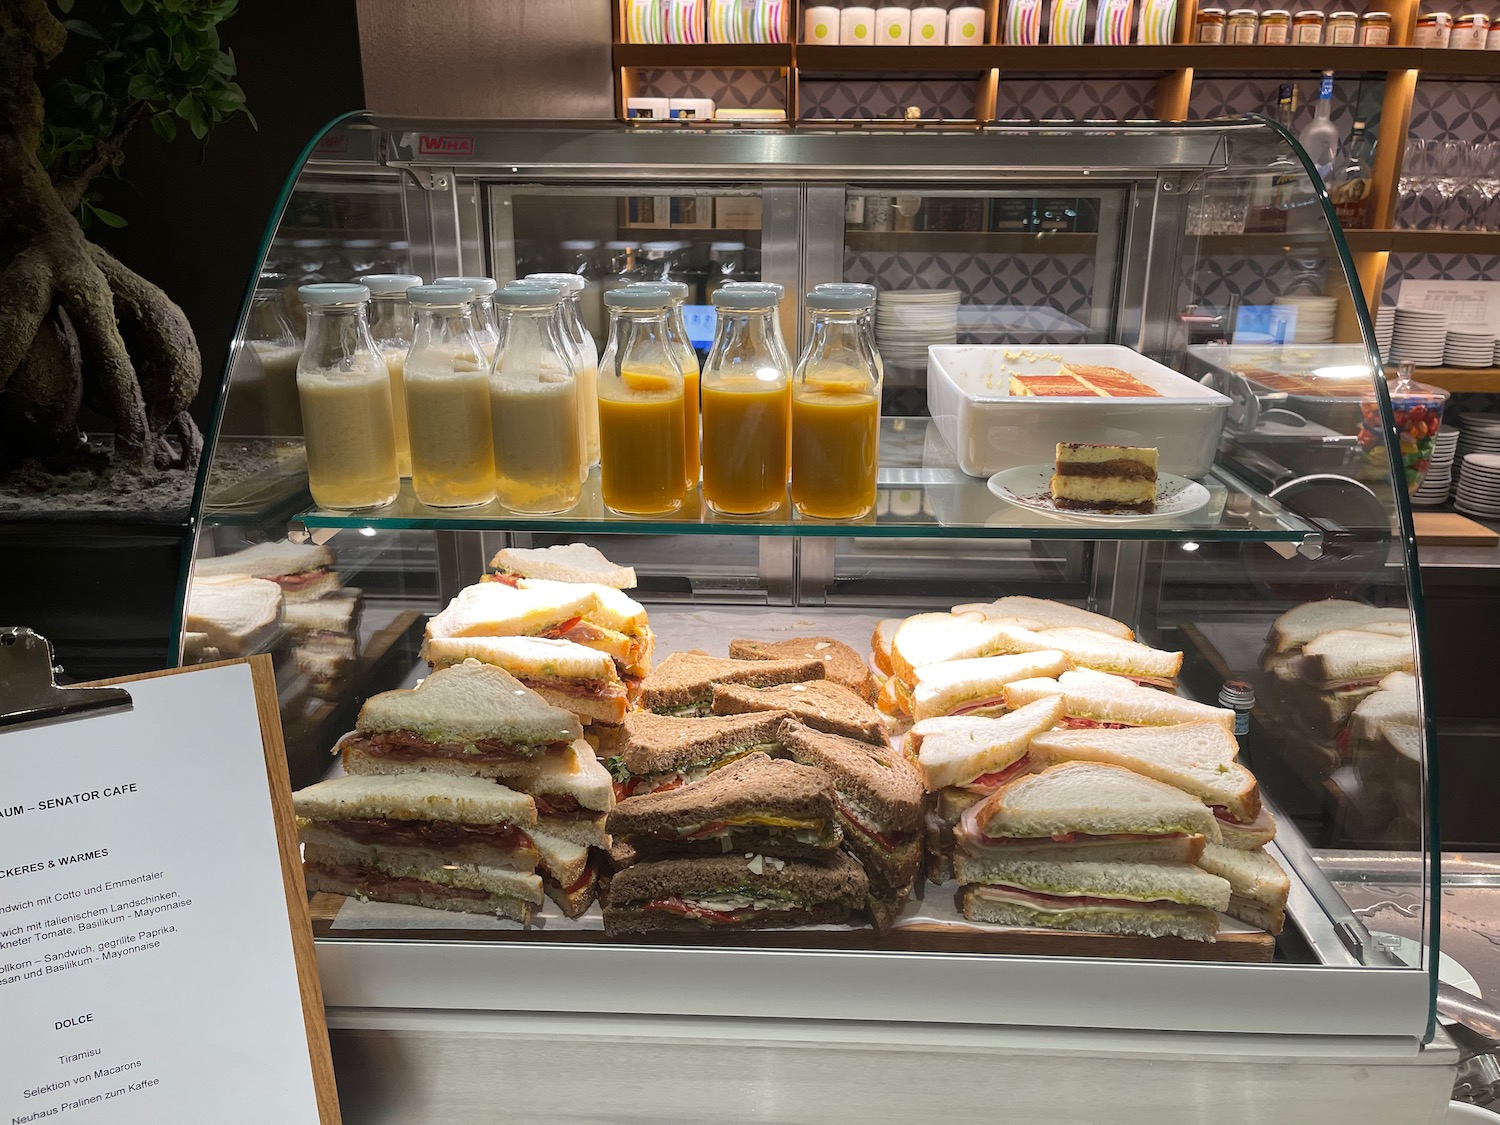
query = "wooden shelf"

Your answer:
(1383, 230), (1500, 254)
(846, 230), (1100, 252)
(615, 43), (794, 68)
(1412, 48), (1500, 76)
(798, 44), (996, 75)
(1413, 367), (1500, 393)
